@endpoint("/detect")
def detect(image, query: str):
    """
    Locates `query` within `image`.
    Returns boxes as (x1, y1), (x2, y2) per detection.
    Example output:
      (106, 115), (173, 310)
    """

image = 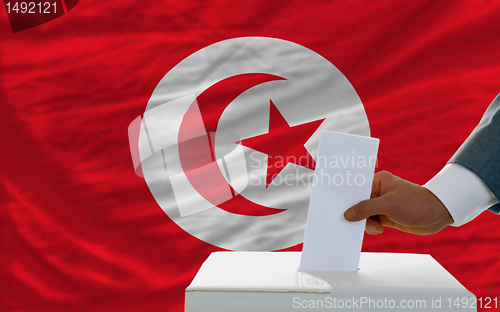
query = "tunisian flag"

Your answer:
(2, 1), (499, 311)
